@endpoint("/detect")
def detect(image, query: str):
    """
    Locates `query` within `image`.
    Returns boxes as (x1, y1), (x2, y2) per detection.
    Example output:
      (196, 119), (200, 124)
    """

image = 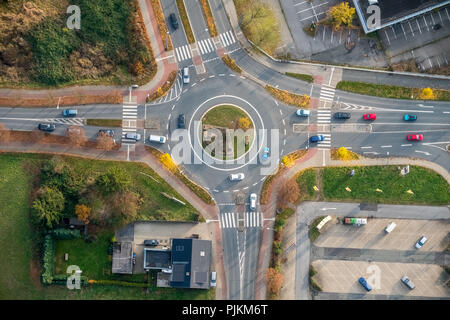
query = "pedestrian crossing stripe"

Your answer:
(197, 38), (215, 55)
(220, 212), (263, 229)
(219, 30), (236, 47)
(46, 118), (85, 126)
(175, 44), (192, 62)
(320, 85), (336, 102)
